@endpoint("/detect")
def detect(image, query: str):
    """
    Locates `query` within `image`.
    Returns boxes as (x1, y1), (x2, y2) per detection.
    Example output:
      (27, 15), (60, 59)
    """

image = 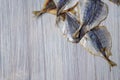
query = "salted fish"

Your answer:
(56, 12), (81, 43)
(80, 26), (117, 67)
(73, 0), (108, 40)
